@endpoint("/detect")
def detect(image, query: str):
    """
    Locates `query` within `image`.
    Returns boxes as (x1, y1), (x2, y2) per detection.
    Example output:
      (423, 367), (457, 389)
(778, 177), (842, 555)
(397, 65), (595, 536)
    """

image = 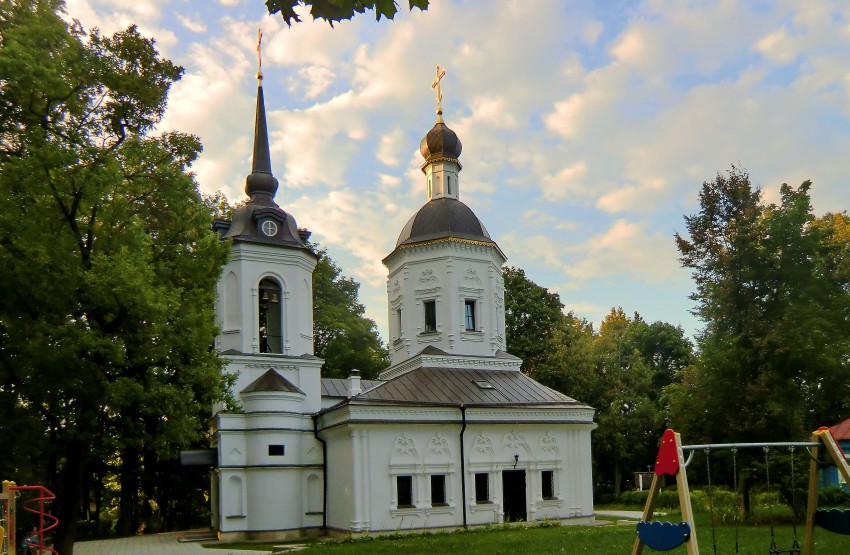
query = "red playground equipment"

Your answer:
(633, 427), (850, 555)
(1, 481), (59, 555)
